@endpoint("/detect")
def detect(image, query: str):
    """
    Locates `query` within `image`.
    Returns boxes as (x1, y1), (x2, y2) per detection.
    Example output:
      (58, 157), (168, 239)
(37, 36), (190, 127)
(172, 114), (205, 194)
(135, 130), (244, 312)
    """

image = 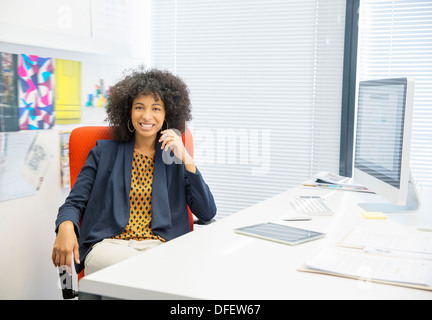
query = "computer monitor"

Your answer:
(353, 77), (420, 212)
